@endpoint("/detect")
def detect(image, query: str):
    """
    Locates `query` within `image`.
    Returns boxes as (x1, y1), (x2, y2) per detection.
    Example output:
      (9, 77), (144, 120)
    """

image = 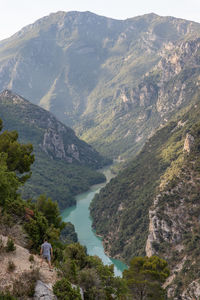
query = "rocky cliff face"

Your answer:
(0, 89), (106, 167)
(0, 89), (107, 208)
(90, 100), (200, 297)
(0, 12), (200, 159)
(145, 129), (200, 298)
